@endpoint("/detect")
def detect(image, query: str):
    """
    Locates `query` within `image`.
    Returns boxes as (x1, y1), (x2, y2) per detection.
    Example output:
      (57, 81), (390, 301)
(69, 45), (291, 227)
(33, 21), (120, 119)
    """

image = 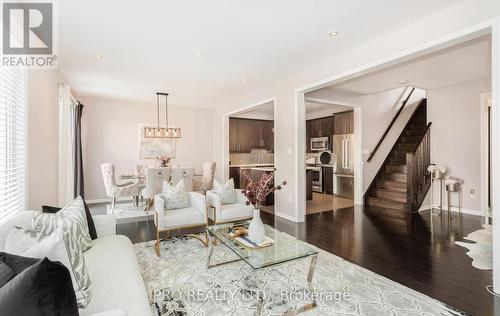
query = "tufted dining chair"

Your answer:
(193, 162), (216, 193)
(101, 163), (142, 213)
(170, 167), (194, 191)
(141, 167), (172, 200)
